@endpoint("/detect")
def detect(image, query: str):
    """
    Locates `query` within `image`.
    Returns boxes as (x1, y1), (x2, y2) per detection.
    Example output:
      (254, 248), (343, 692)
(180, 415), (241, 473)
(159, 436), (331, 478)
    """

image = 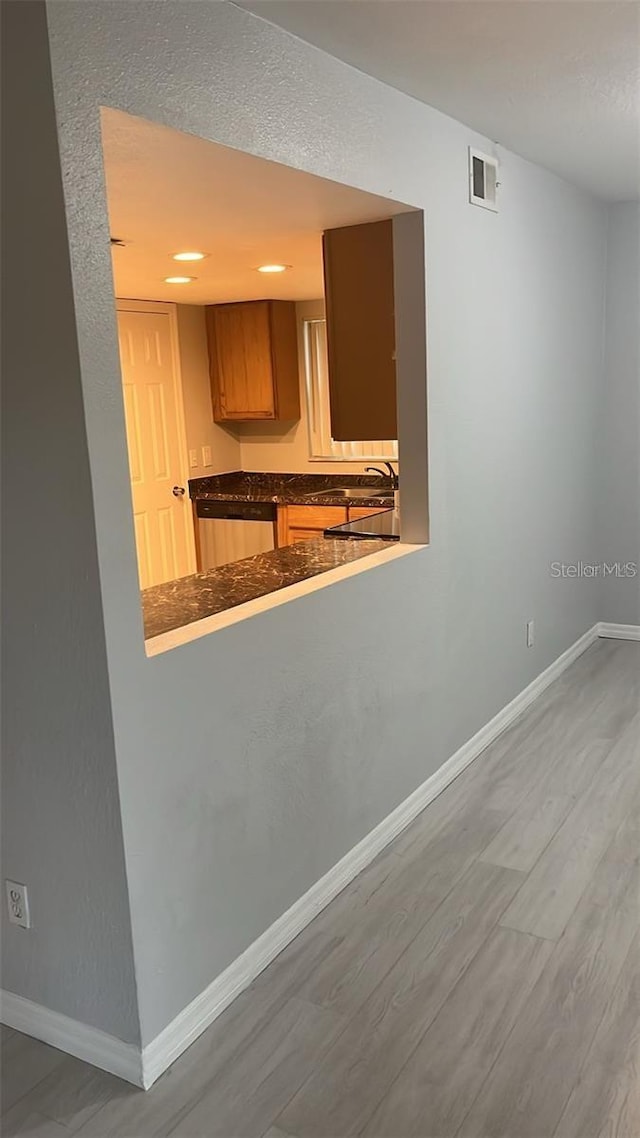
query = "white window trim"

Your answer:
(303, 317), (398, 463)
